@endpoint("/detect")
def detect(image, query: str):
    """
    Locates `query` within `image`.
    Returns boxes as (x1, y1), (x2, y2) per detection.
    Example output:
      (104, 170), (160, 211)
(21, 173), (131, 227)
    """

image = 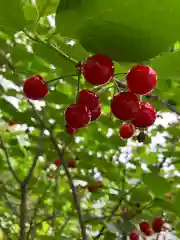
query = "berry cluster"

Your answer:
(129, 217), (164, 240)
(66, 54), (157, 138)
(23, 53), (157, 140)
